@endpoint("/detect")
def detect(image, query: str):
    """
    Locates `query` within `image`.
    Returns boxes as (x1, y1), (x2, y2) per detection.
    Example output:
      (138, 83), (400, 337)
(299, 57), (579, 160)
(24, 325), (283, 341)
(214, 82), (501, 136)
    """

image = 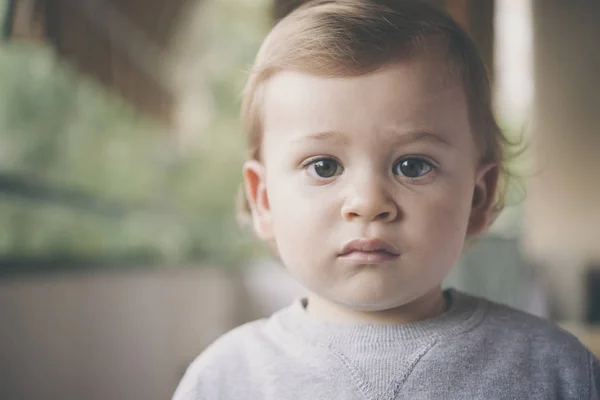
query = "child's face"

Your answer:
(244, 57), (496, 315)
